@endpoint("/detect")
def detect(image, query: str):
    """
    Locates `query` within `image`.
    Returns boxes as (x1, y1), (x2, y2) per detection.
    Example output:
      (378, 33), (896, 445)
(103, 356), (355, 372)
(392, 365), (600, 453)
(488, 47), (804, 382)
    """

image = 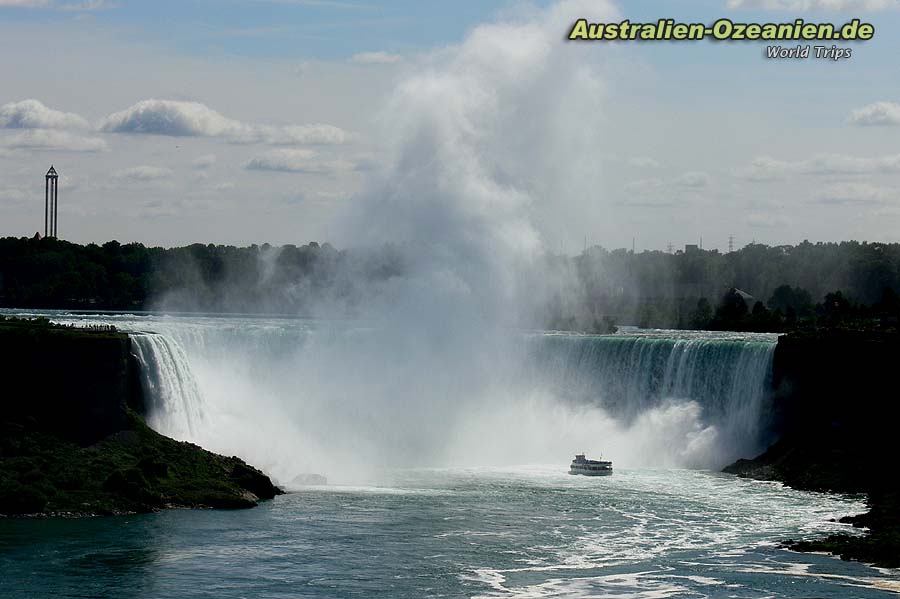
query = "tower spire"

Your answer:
(44, 166), (59, 238)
